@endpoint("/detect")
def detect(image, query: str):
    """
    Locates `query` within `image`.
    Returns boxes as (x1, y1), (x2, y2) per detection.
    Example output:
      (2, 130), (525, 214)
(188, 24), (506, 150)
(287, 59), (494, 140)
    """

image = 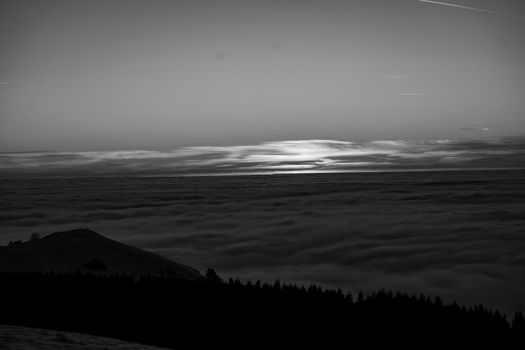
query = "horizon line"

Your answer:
(1, 166), (524, 180)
